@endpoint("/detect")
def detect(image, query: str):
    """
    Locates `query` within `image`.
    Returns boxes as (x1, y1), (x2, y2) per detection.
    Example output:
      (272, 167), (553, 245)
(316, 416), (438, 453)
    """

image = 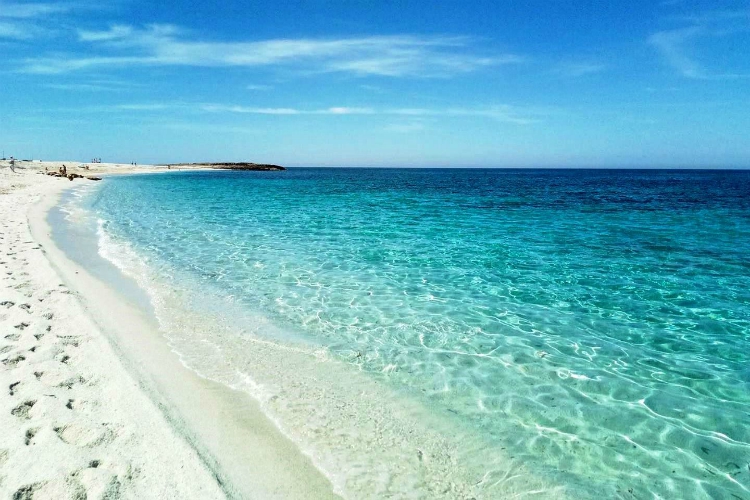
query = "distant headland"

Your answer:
(165, 162), (286, 171)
